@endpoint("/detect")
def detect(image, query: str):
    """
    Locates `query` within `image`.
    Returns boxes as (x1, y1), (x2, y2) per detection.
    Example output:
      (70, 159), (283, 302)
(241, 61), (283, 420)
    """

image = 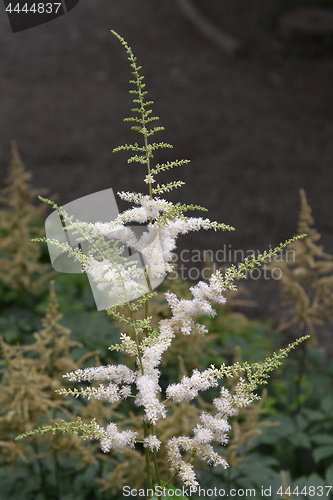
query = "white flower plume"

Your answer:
(167, 434), (228, 488)
(143, 435), (161, 451)
(135, 373), (167, 425)
(100, 422), (137, 453)
(63, 364), (136, 384)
